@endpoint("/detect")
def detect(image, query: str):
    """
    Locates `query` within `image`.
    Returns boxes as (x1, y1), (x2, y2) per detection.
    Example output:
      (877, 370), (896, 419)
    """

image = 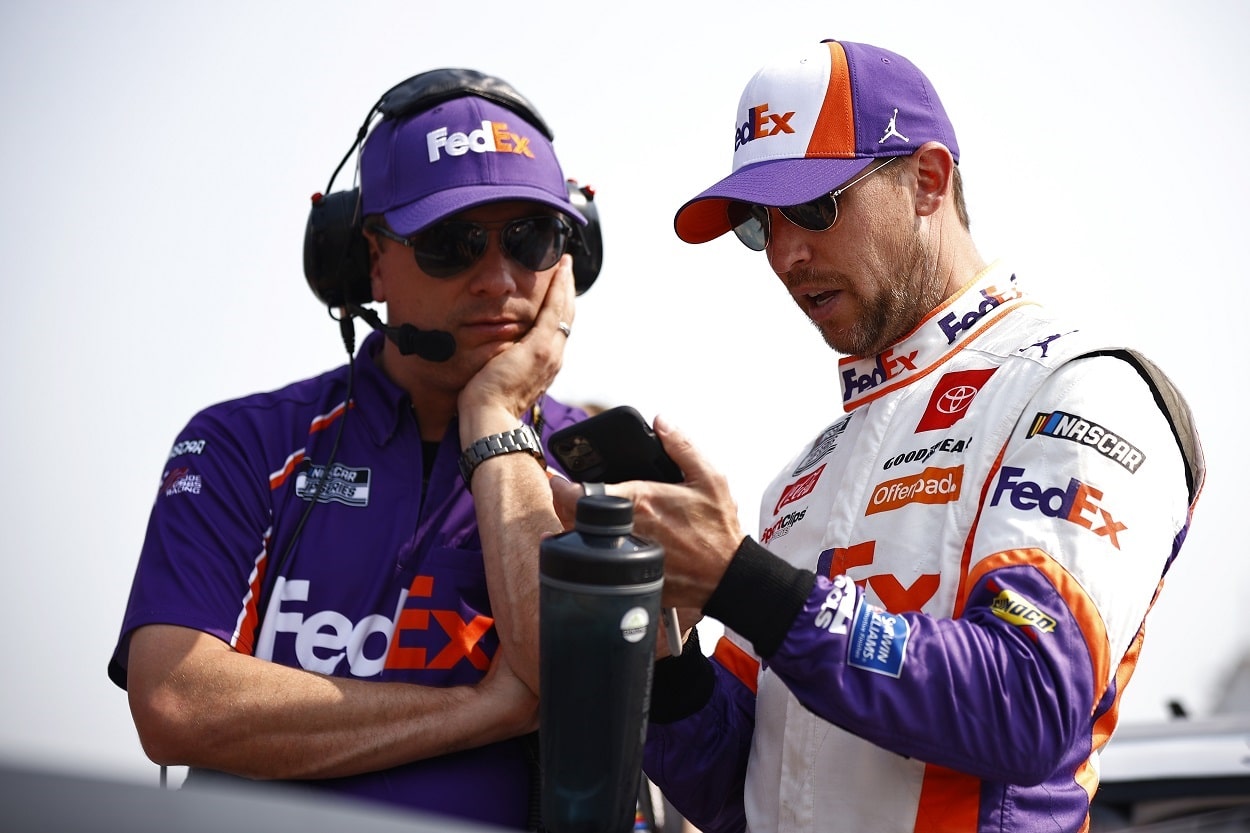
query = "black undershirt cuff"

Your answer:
(648, 628), (716, 724)
(703, 536), (816, 659)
